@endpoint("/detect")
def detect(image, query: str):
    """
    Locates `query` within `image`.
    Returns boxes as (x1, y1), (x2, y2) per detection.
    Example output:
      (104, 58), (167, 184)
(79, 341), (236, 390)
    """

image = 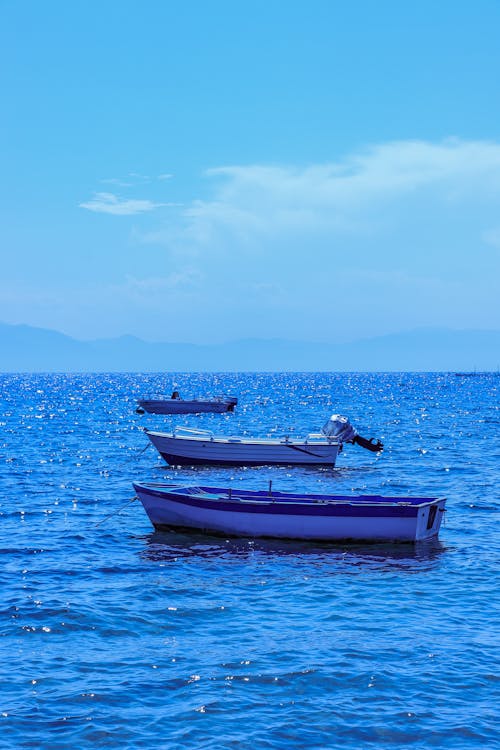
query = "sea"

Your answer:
(0, 372), (498, 749)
